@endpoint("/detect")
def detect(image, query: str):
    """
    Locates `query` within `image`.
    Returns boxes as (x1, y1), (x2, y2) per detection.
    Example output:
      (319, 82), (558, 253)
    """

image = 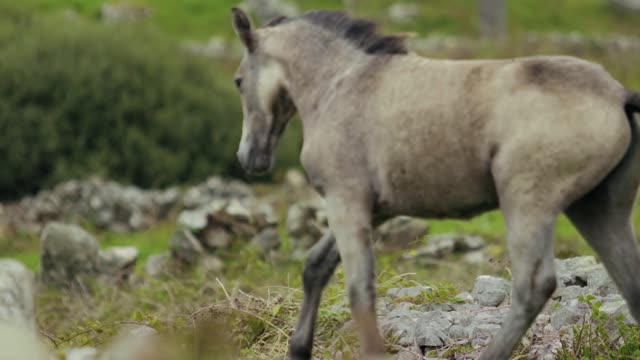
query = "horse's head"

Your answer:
(231, 8), (297, 175)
